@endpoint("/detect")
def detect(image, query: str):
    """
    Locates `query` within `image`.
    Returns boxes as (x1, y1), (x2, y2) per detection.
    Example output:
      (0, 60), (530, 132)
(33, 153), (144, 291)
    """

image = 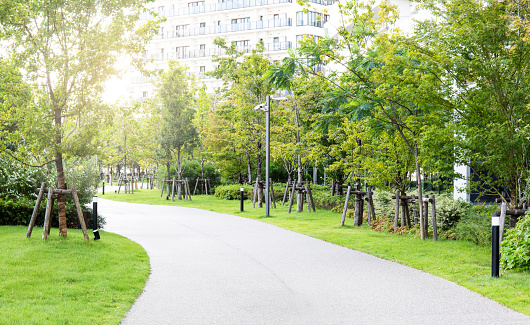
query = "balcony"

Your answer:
(142, 0), (302, 20)
(154, 18), (292, 40)
(148, 41), (292, 62)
